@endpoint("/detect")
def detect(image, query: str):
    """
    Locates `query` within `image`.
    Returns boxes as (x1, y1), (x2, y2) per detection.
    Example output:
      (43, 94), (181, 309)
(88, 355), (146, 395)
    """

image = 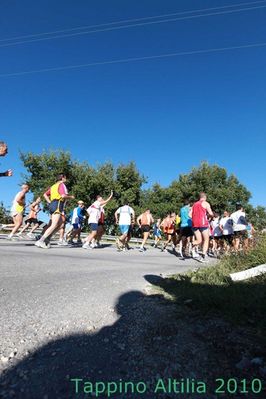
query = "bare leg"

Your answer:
(96, 225), (104, 244)
(1, 223), (15, 229)
(39, 214), (62, 242)
(162, 234), (172, 250)
(9, 214), (23, 236)
(233, 236), (240, 251)
(140, 232), (150, 248)
(85, 231), (97, 244)
(70, 228), (81, 241)
(119, 232), (128, 245)
(19, 222), (31, 234)
(193, 230), (203, 247)
(201, 229), (210, 256)
(30, 223), (41, 234)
